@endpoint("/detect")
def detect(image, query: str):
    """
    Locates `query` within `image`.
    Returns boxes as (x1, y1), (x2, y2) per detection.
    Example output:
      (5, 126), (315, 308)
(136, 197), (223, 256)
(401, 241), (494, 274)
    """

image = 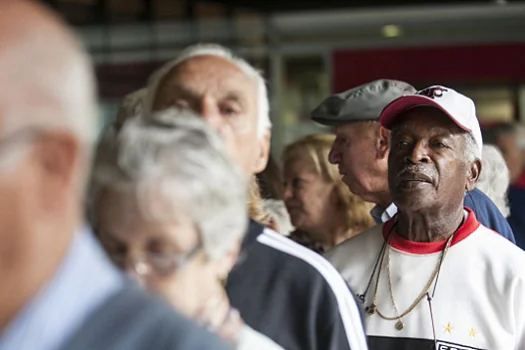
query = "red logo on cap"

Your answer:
(419, 87), (448, 99)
